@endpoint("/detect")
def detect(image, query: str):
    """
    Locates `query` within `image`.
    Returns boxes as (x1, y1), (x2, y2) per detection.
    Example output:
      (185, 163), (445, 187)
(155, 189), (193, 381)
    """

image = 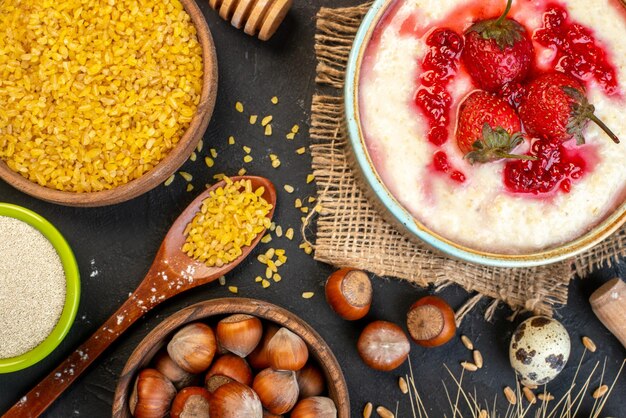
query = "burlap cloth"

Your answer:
(305, 2), (626, 321)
